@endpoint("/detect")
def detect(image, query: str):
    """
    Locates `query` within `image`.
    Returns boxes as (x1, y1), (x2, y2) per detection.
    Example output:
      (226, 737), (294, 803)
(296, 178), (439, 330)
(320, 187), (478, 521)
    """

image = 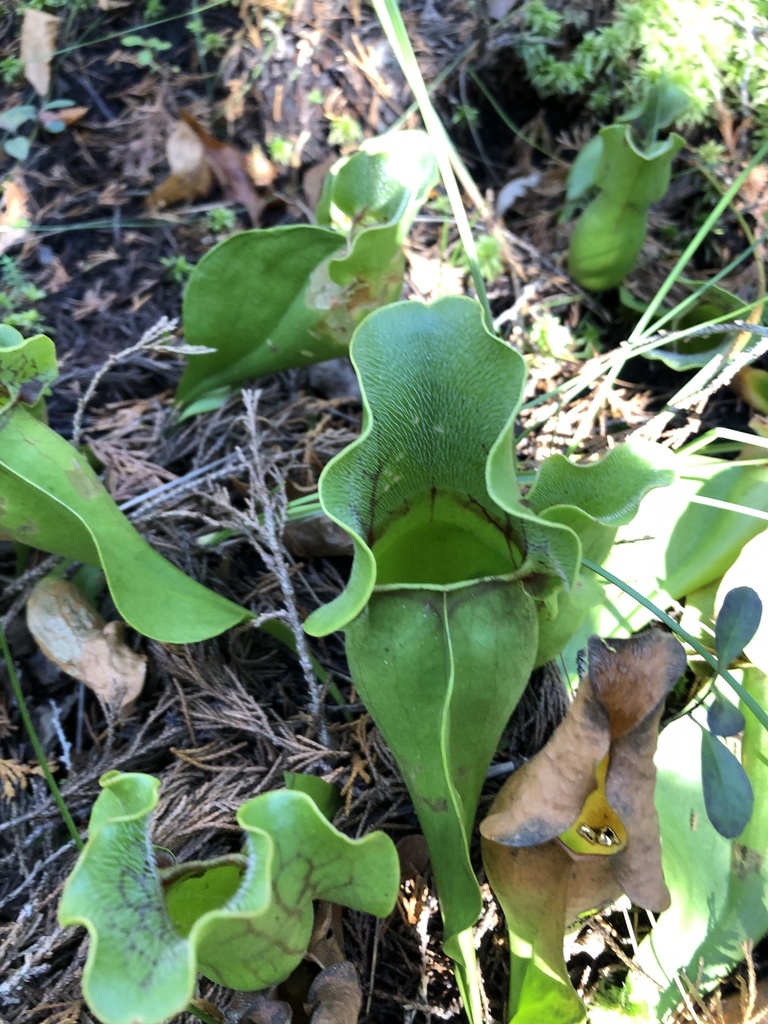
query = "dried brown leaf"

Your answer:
(0, 758), (48, 802)
(239, 995), (292, 1024)
(247, 143), (277, 188)
(481, 629), (686, 914)
(481, 676), (610, 847)
(147, 118), (213, 210)
(26, 577), (146, 713)
(302, 155), (337, 212)
(38, 105), (89, 130)
(588, 631), (685, 739)
(179, 111), (264, 224)
(148, 112), (265, 223)
(306, 901), (346, 970)
(481, 630), (686, 1024)
(0, 177), (31, 254)
(283, 515), (354, 558)
(306, 961), (362, 1024)
(20, 9), (59, 96)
